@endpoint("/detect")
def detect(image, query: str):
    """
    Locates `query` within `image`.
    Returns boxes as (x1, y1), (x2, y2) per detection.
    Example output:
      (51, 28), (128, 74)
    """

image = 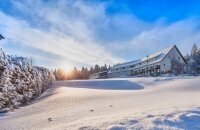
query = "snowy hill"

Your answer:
(0, 76), (199, 130)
